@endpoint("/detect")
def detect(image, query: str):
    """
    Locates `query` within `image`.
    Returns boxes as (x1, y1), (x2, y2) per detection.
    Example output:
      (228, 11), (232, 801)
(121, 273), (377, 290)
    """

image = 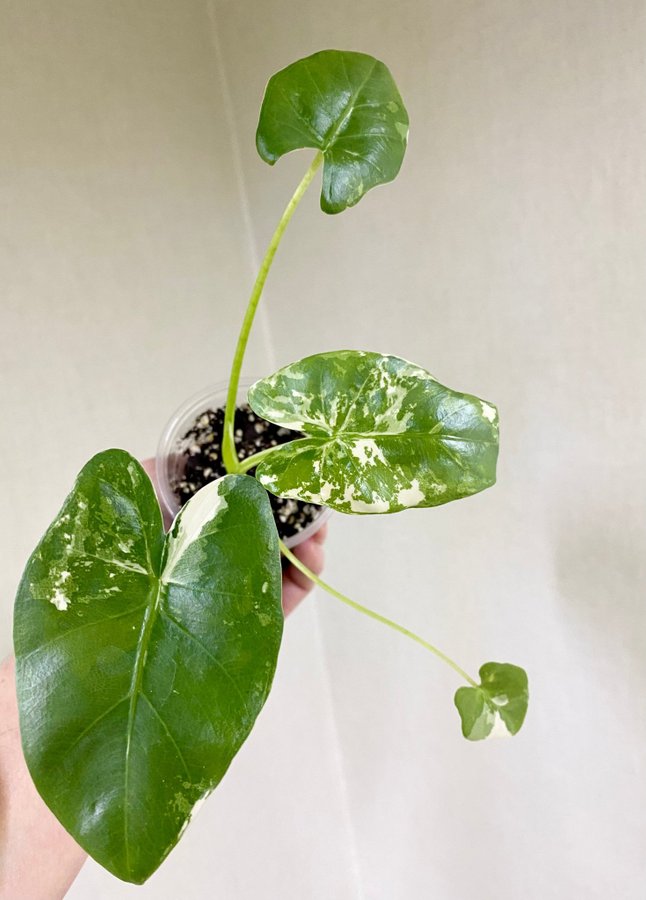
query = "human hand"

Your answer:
(140, 459), (325, 616)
